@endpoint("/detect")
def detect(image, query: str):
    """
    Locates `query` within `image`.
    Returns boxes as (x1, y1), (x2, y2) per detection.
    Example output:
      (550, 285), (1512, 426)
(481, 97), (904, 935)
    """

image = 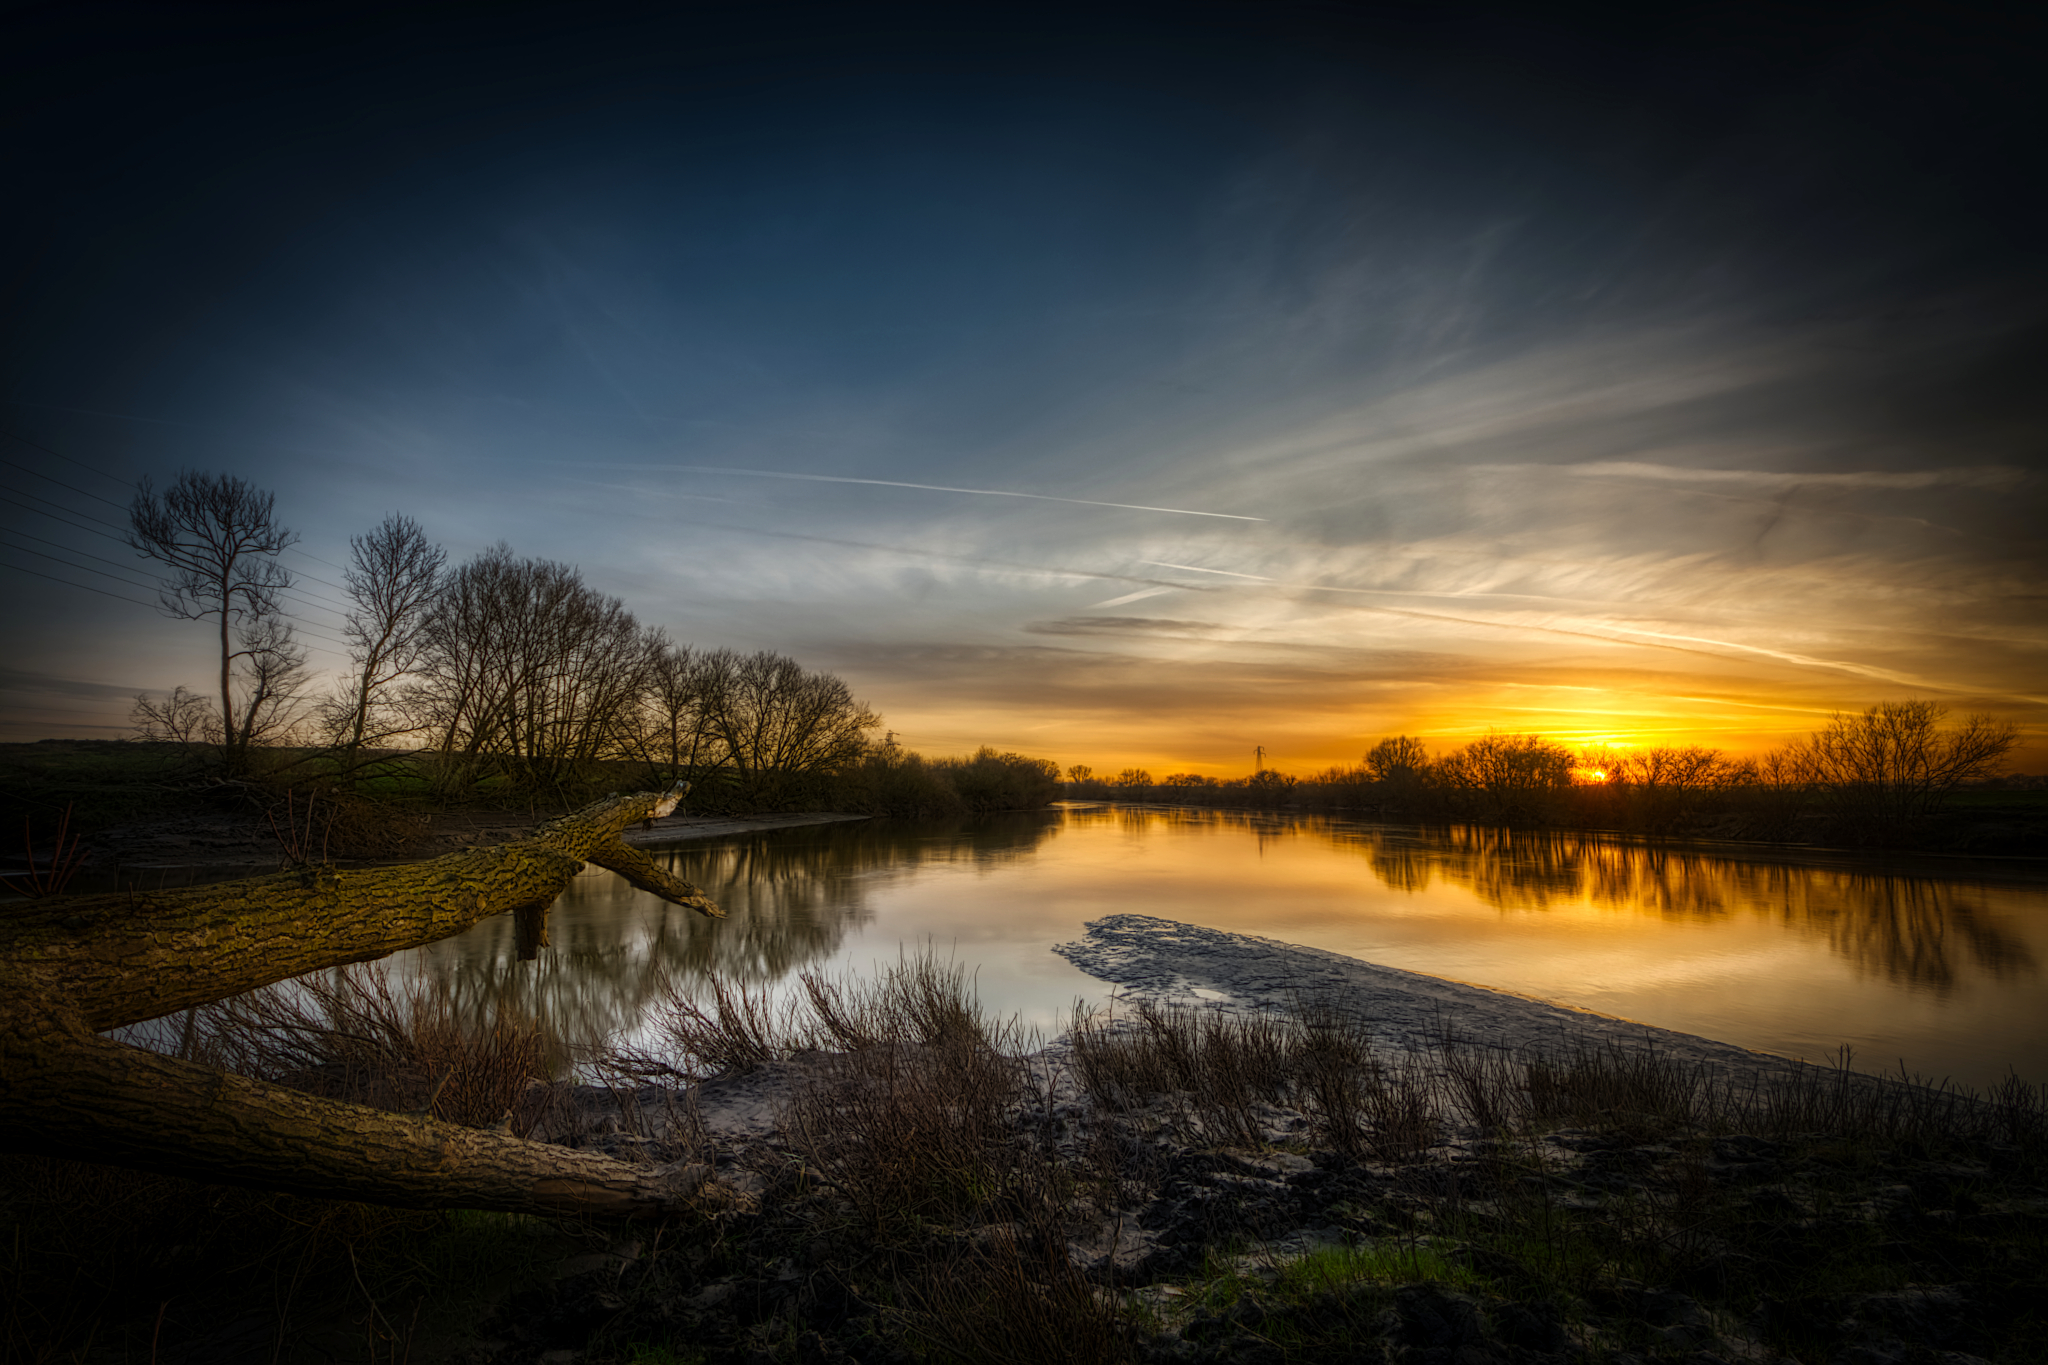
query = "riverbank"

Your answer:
(437, 923), (2048, 1362)
(47, 807), (871, 875)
